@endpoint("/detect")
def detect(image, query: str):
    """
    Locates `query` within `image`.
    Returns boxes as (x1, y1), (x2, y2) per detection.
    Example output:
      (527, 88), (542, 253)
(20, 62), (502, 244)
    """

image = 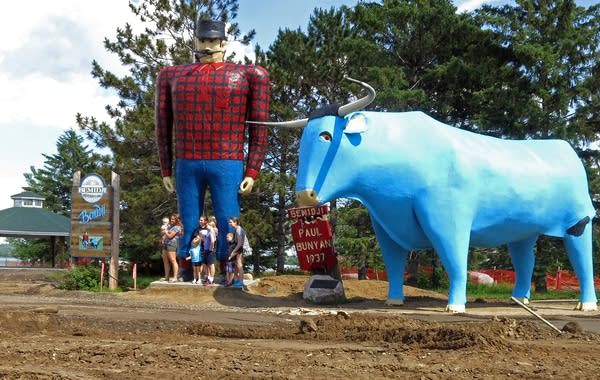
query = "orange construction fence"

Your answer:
(340, 266), (600, 290)
(477, 268), (600, 291)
